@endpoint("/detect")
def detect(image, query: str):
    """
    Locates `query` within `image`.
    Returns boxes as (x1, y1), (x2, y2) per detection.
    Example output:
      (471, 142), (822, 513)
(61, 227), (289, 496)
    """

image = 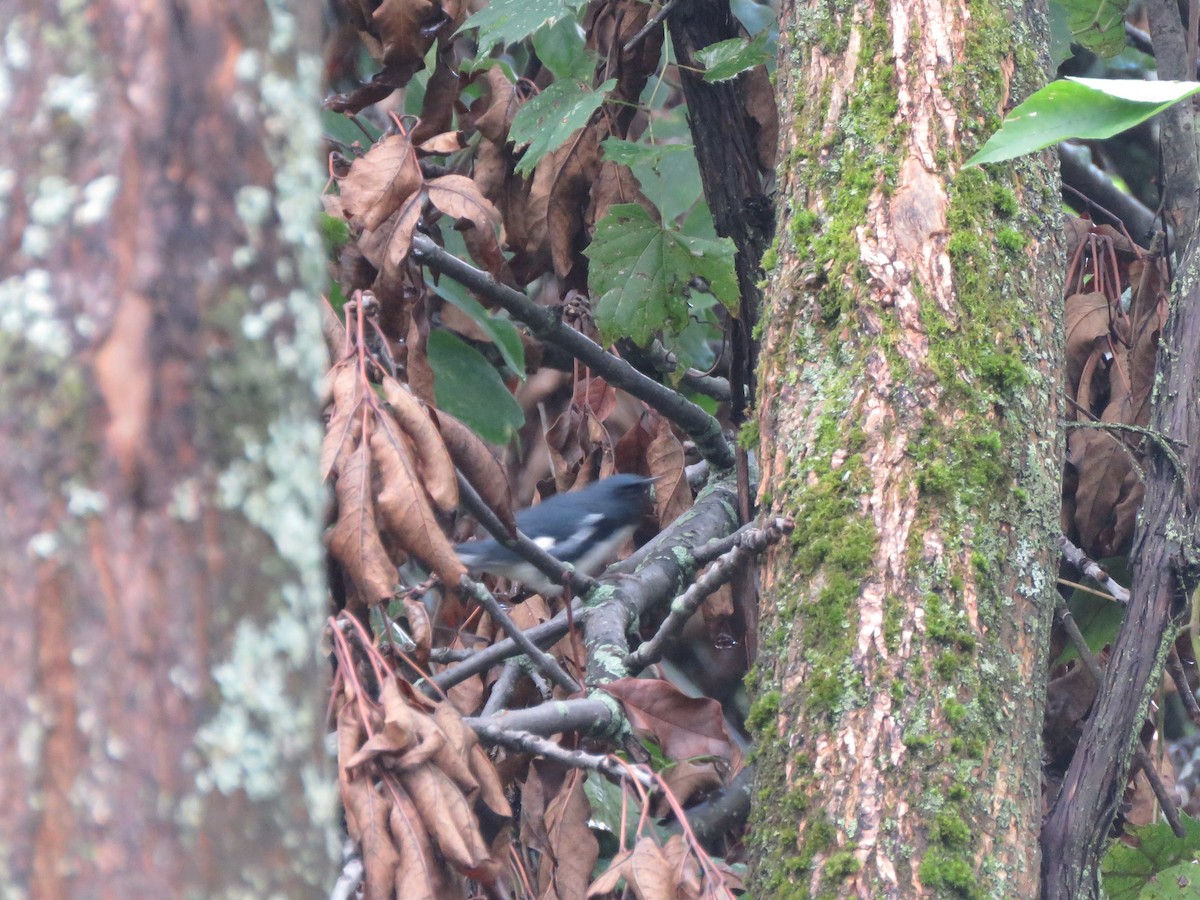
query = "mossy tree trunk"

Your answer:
(749, 0), (1061, 895)
(0, 2), (332, 895)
